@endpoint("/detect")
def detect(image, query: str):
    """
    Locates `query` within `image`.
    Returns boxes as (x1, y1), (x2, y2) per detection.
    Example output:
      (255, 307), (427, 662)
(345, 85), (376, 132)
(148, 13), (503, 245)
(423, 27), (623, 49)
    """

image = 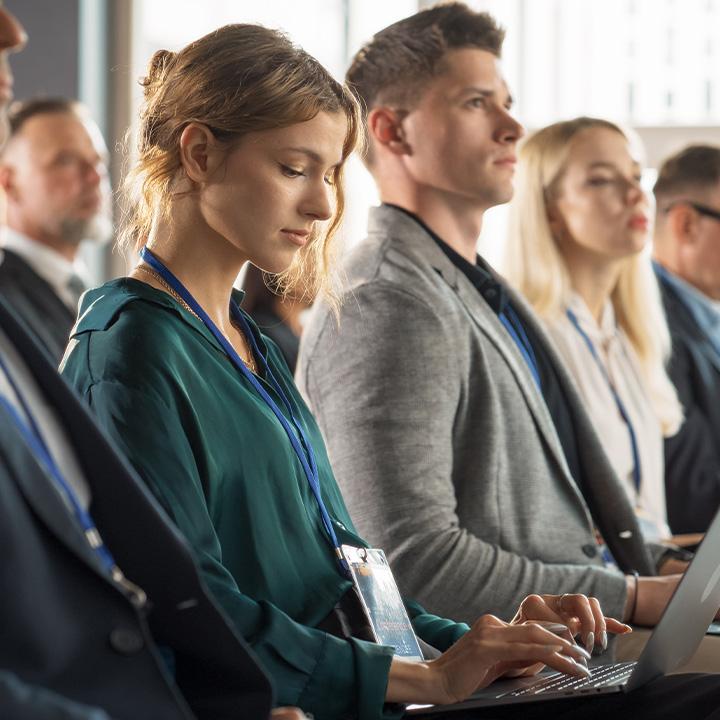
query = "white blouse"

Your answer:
(543, 293), (670, 541)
